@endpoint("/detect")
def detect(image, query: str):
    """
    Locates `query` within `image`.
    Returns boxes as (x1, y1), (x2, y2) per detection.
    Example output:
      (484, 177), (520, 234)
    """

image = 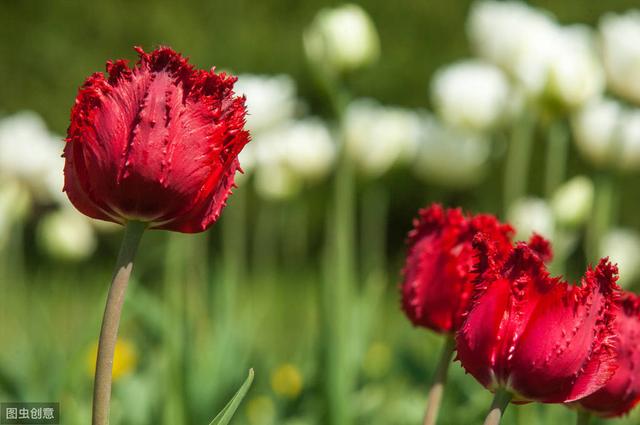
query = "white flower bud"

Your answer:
(507, 197), (554, 241)
(235, 74), (298, 134)
(571, 98), (623, 168)
(345, 99), (421, 178)
(431, 60), (510, 132)
(304, 4), (380, 73)
(37, 209), (97, 261)
(600, 228), (640, 288)
(0, 178), (32, 249)
(412, 114), (491, 189)
(599, 11), (640, 105)
(551, 175), (594, 228)
(618, 108), (640, 172)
